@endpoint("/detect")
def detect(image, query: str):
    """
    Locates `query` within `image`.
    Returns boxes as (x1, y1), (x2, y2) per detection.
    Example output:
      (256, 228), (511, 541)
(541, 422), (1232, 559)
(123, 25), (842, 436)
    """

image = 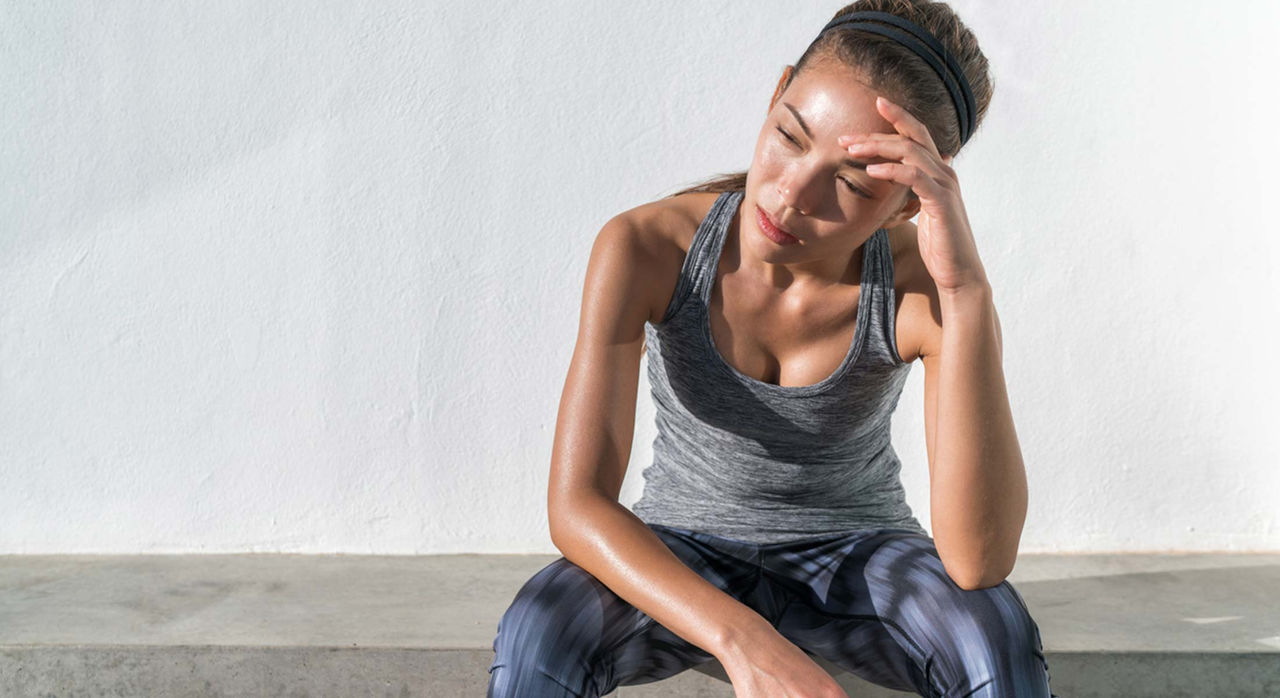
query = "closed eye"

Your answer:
(775, 125), (801, 147)
(774, 126), (871, 199)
